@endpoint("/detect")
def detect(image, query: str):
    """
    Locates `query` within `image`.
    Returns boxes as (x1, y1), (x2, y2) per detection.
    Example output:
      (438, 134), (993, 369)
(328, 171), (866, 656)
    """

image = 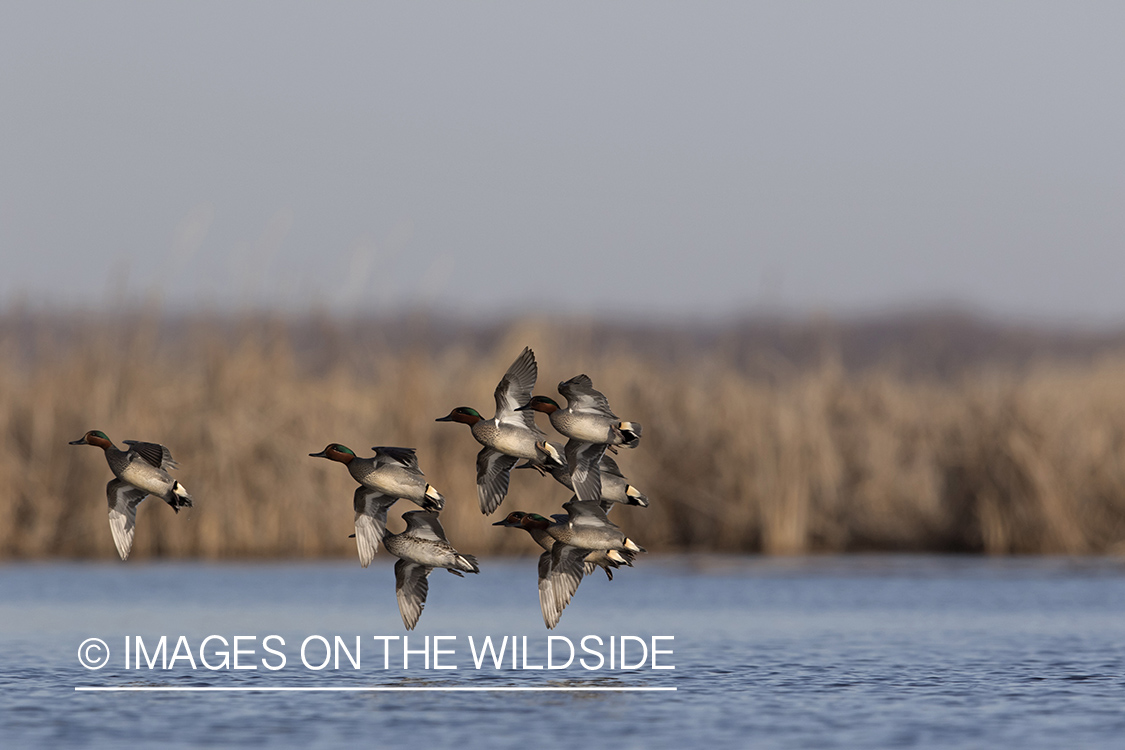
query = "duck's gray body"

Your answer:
(547, 409), (622, 446)
(468, 419), (544, 459)
(519, 520), (631, 577)
(348, 447), (444, 510)
(552, 375), (642, 448)
(383, 529), (477, 571)
(106, 442), (183, 501)
(546, 500), (644, 553)
(383, 511), (479, 630)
